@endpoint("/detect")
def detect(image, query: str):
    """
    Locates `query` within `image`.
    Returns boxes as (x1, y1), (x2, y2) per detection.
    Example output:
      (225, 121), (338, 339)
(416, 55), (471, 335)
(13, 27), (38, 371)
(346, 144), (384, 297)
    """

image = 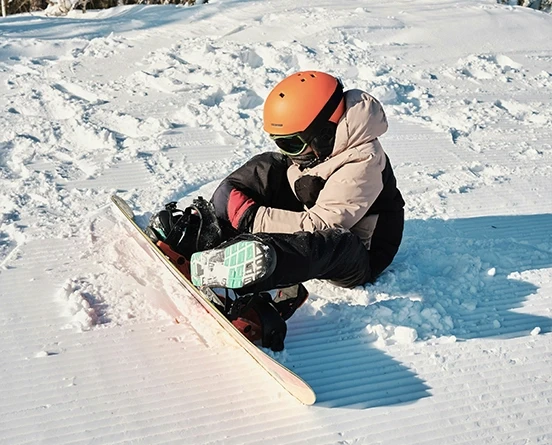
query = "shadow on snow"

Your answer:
(0, 4), (218, 40)
(281, 213), (552, 409)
